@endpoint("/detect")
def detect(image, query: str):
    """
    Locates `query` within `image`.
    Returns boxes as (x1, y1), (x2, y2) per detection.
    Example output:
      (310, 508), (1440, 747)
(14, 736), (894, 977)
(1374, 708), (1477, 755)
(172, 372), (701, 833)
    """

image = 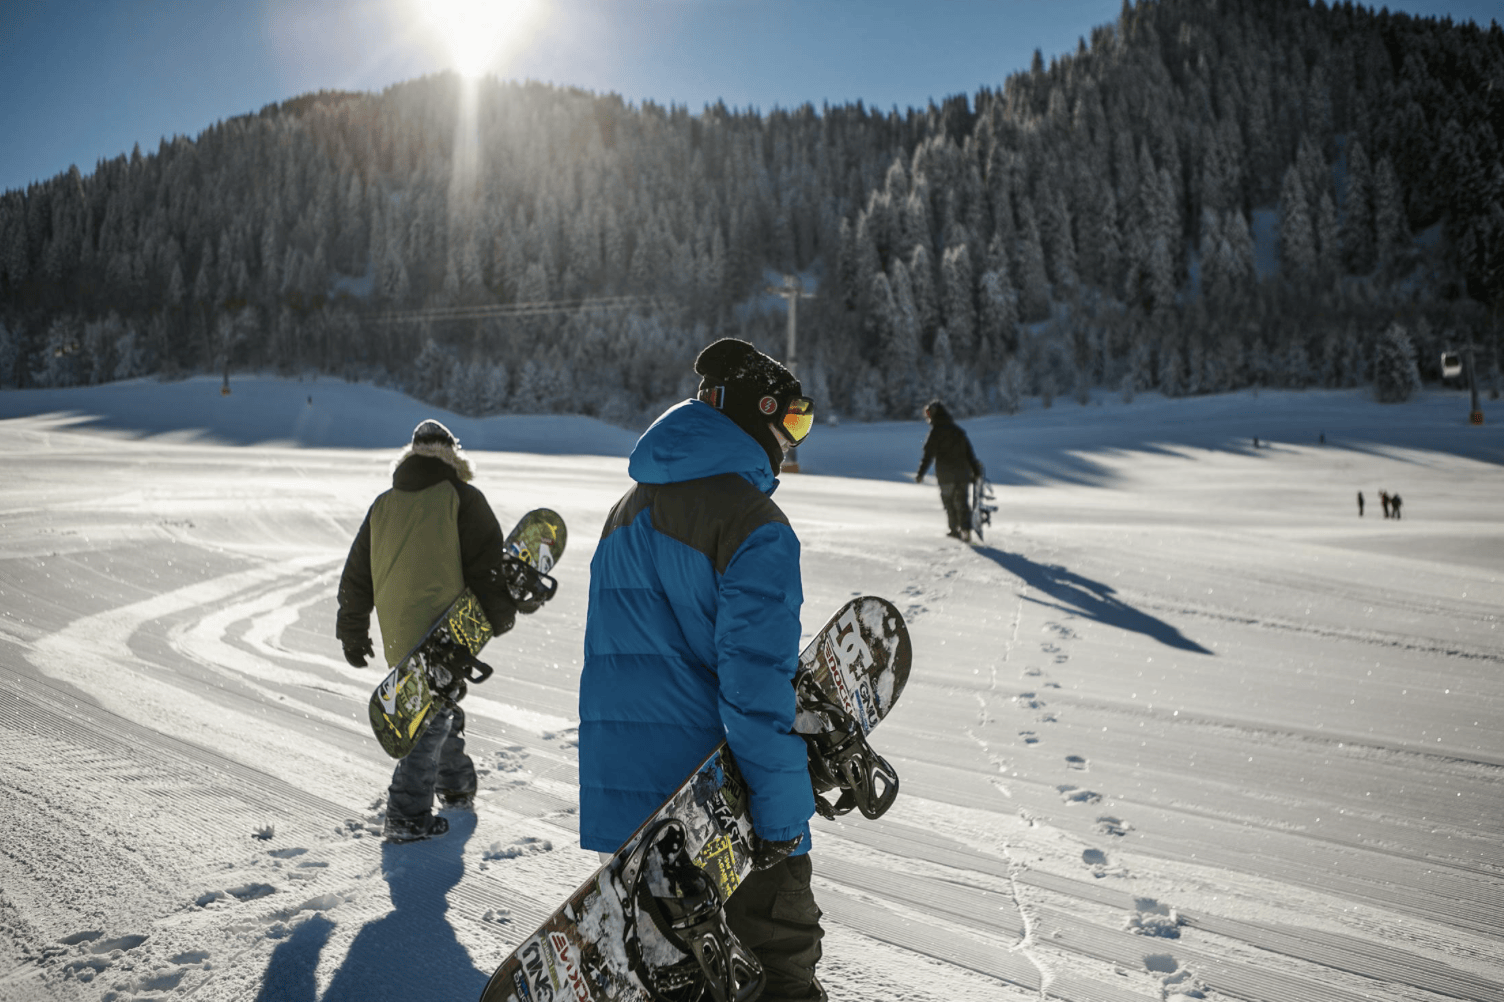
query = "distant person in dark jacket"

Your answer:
(1380, 490), (1391, 518)
(915, 400), (984, 542)
(1357, 491), (1364, 517)
(582, 338), (825, 1001)
(1391, 493), (1403, 519)
(336, 420), (524, 843)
